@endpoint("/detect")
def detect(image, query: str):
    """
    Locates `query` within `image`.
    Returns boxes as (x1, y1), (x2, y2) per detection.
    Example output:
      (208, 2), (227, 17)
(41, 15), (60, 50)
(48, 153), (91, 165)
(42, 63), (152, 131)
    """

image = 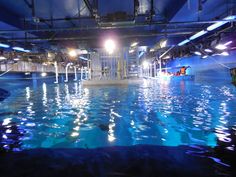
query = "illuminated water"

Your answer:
(1, 79), (236, 151)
